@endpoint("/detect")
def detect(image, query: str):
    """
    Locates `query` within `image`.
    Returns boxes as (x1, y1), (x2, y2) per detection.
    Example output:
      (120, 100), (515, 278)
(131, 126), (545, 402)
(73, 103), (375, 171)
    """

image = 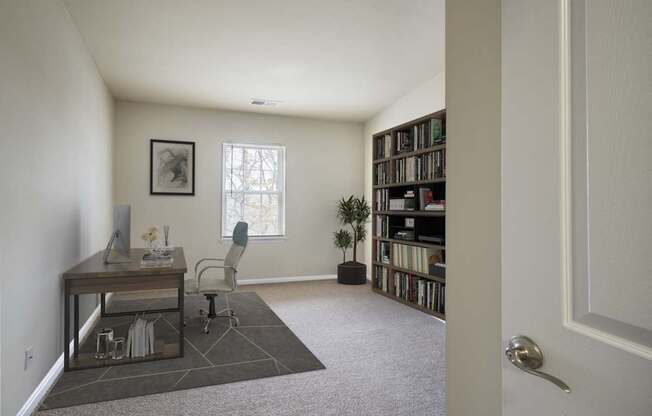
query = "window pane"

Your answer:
(222, 144), (284, 237)
(224, 193), (244, 235)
